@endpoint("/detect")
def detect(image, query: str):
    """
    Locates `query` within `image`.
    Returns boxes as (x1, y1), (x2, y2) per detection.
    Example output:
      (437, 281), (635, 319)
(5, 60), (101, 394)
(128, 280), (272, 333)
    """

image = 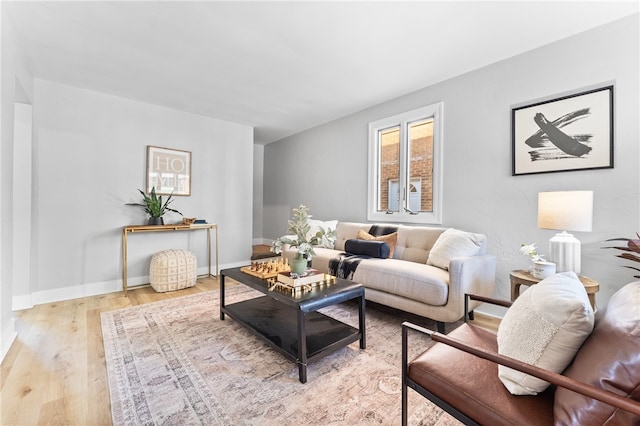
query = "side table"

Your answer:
(509, 269), (599, 310)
